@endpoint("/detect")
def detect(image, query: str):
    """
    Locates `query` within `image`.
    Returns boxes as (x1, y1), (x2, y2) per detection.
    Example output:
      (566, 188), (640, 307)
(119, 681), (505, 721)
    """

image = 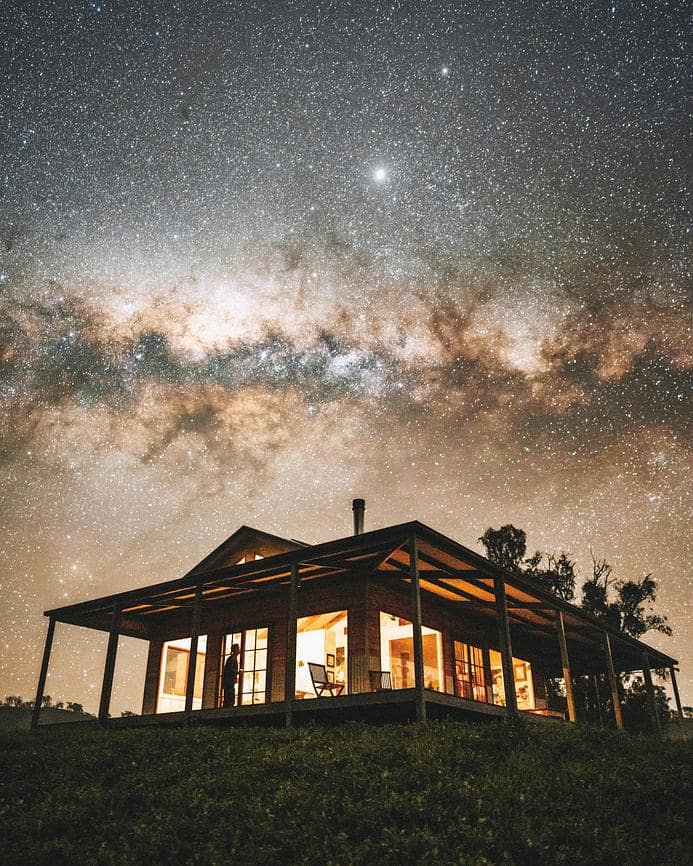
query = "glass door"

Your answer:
(220, 627), (268, 706)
